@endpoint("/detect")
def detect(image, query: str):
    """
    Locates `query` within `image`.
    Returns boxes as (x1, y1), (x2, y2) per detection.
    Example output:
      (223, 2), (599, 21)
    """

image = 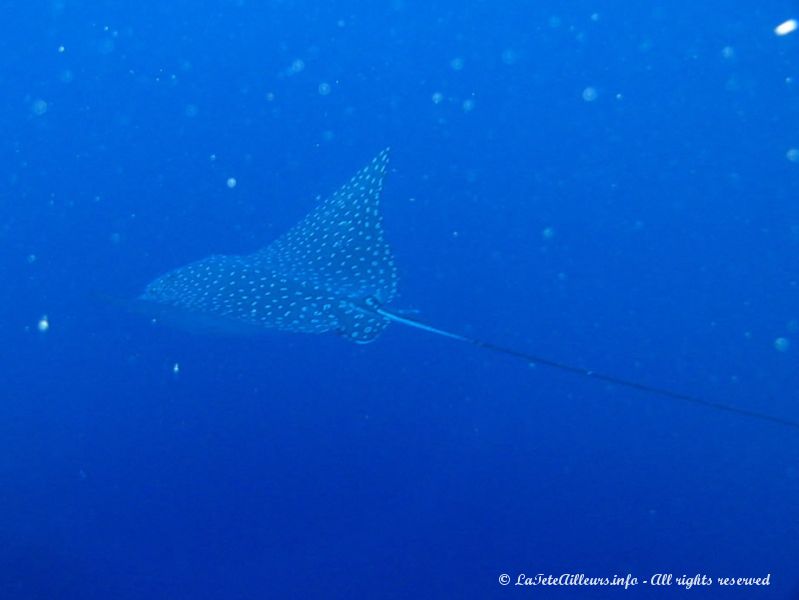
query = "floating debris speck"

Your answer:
(288, 59), (305, 75)
(501, 48), (518, 65)
(775, 19), (798, 36)
(31, 99), (48, 116)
